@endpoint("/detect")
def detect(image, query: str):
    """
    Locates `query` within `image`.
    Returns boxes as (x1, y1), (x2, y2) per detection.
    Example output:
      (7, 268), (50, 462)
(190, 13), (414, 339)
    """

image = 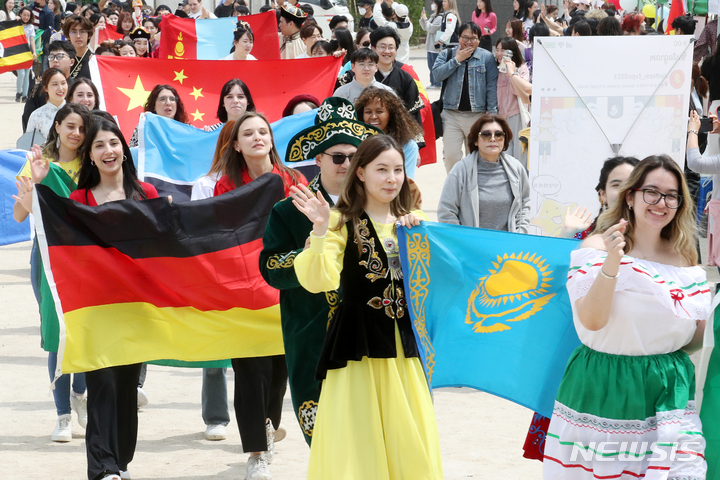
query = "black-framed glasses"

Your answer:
(479, 130), (505, 141)
(323, 152), (353, 165)
(632, 188), (682, 209)
(48, 53), (69, 61)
